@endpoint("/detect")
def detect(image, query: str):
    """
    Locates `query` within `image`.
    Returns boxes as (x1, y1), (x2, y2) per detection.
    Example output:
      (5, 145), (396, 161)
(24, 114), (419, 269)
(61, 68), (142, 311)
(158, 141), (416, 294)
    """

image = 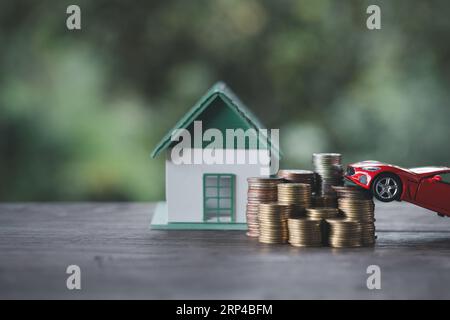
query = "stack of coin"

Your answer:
(312, 195), (338, 208)
(359, 222), (376, 246)
(277, 170), (315, 189)
(306, 208), (341, 220)
(338, 198), (375, 221)
(258, 203), (291, 244)
(334, 186), (376, 246)
(277, 183), (312, 209)
(246, 177), (284, 237)
(333, 186), (372, 200)
(312, 153), (344, 195)
(288, 218), (322, 247)
(306, 208), (341, 244)
(338, 198), (376, 246)
(326, 218), (363, 248)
